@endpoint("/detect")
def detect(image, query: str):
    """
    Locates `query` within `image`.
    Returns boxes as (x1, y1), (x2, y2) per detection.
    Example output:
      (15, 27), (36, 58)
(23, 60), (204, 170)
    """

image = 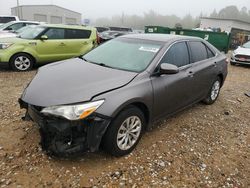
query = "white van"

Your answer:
(0, 15), (19, 25)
